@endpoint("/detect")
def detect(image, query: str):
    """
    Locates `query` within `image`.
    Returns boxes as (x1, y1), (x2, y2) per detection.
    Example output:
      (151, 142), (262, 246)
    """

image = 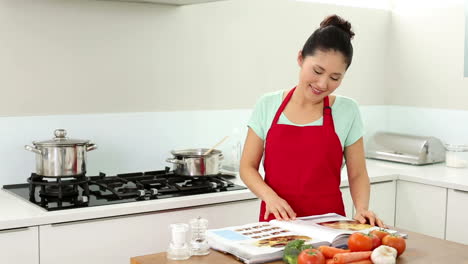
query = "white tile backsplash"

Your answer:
(0, 110), (251, 185)
(3, 105), (465, 185)
(387, 106), (468, 145)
